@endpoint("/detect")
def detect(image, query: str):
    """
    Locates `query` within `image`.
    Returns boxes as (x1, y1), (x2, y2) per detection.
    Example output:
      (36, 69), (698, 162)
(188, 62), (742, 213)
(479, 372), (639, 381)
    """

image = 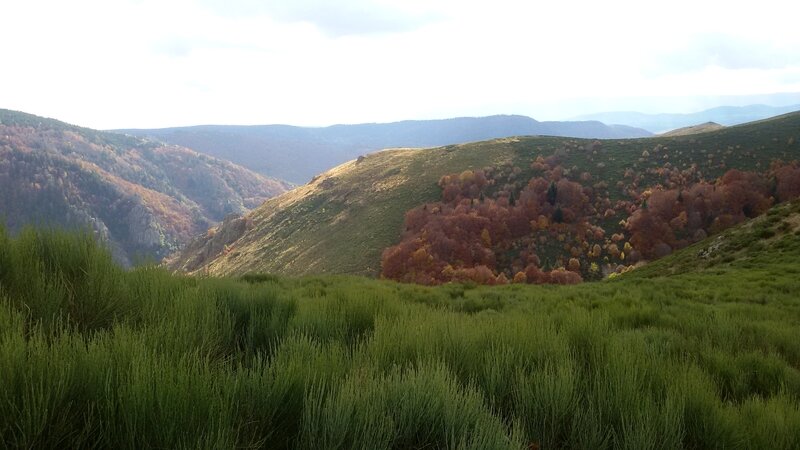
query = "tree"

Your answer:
(481, 228), (492, 247)
(546, 181), (558, 206)
(774, 163), (800, 202)
(553, 207), (564, 223)
(567, 258), (581, 272)
(513, 271), (527, 283)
